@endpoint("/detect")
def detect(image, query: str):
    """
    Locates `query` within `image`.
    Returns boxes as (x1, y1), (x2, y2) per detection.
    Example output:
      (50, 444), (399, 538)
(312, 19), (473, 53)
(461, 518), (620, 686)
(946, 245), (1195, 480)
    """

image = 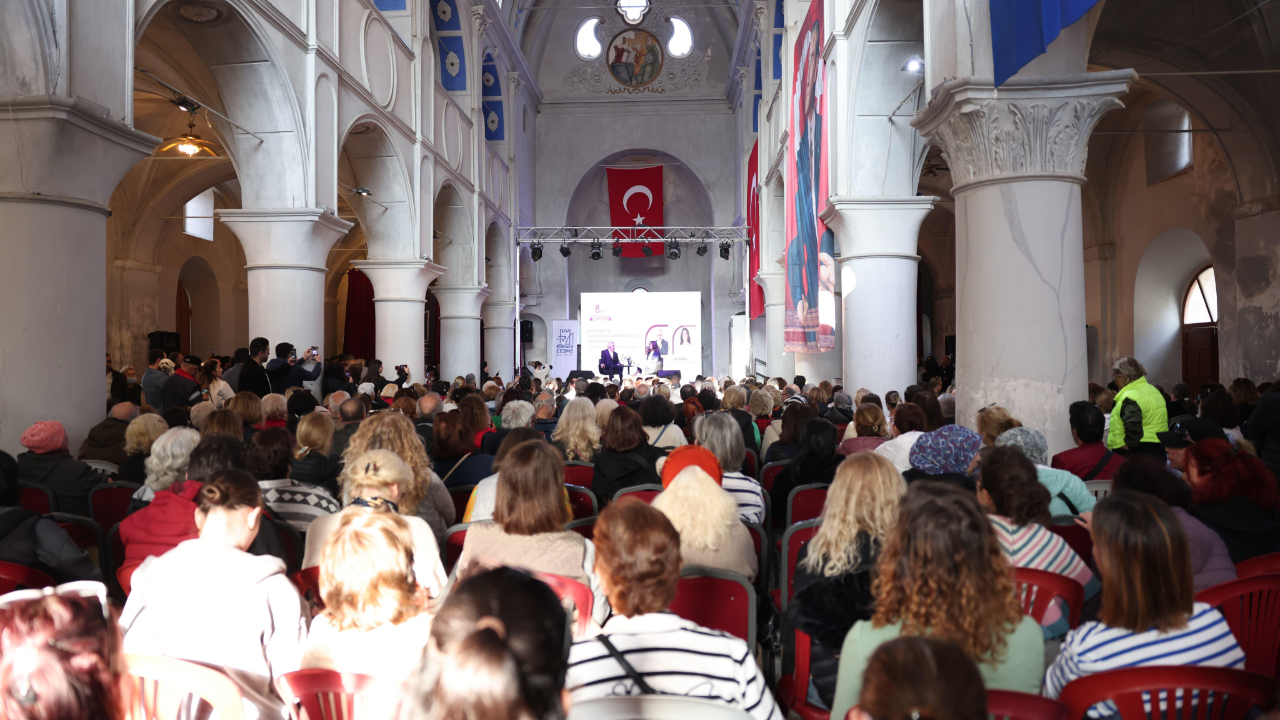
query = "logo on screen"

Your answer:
(595, 304), (600, 313)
